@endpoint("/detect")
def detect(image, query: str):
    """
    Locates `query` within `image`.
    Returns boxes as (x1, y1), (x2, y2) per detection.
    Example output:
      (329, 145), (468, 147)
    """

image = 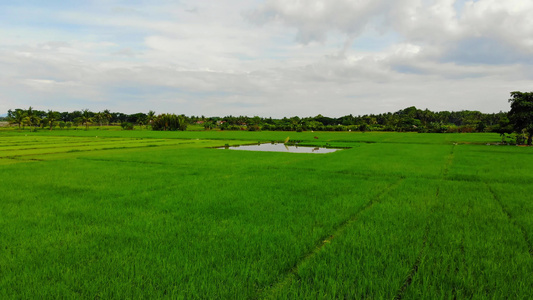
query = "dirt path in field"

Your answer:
(487, 185), (533, 257)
